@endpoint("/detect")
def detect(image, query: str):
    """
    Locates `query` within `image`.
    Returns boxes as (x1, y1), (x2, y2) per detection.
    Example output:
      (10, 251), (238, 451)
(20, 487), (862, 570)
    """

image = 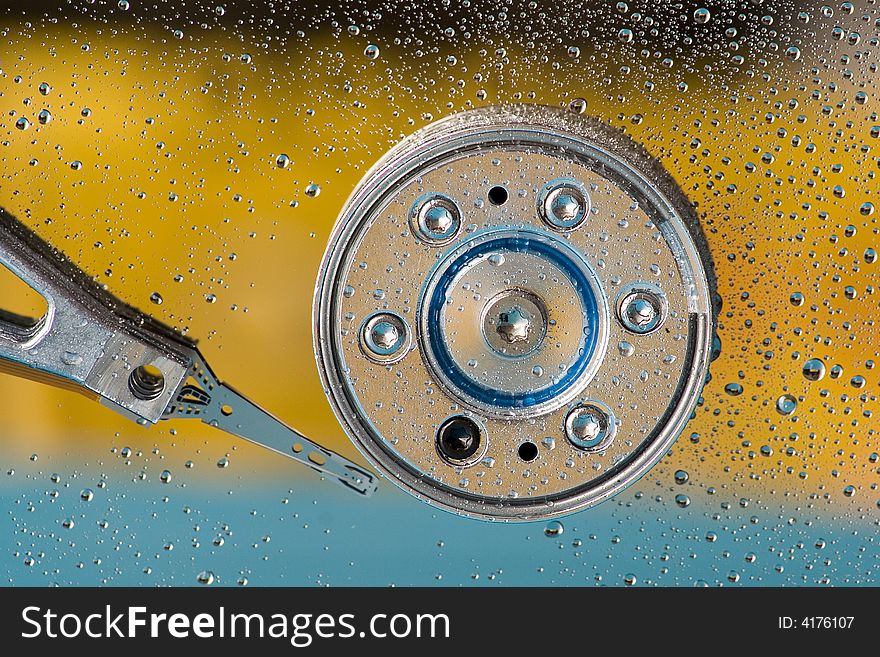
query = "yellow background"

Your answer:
(0, 18), (877, 505)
